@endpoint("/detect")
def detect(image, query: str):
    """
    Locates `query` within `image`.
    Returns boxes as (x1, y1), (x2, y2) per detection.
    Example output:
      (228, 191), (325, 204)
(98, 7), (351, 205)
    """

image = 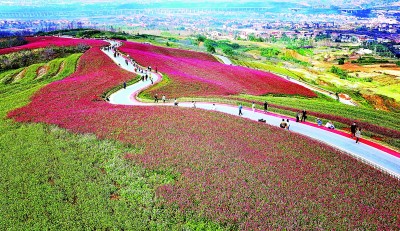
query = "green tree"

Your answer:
(206, 45), (215, 53)
(222, 47), (233, 56)
(197, 35), (206, 42)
